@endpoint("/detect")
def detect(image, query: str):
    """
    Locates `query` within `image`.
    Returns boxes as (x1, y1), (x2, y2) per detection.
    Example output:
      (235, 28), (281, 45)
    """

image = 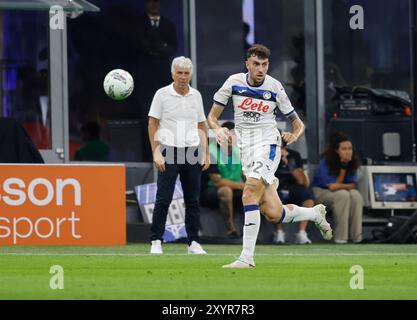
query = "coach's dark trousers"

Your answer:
(151, 146), (202, 245)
